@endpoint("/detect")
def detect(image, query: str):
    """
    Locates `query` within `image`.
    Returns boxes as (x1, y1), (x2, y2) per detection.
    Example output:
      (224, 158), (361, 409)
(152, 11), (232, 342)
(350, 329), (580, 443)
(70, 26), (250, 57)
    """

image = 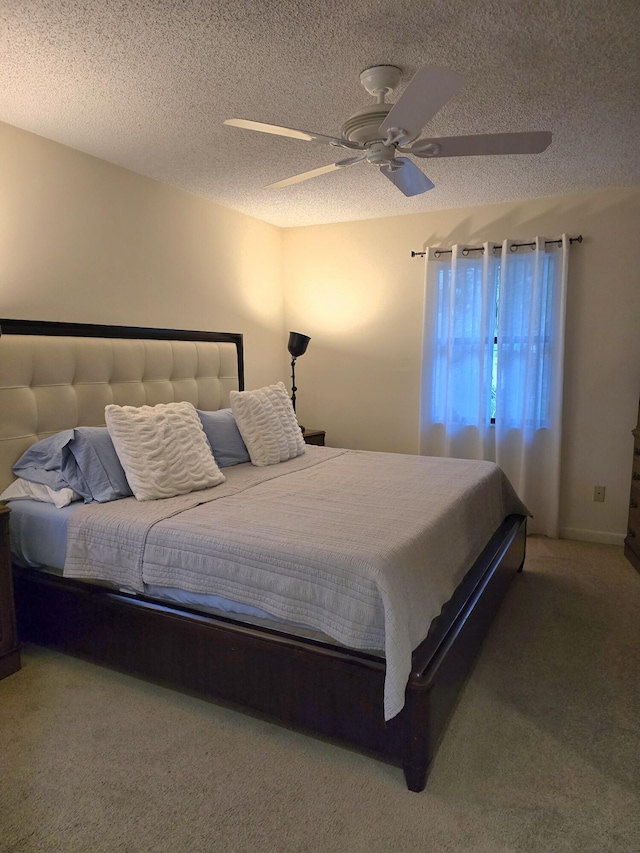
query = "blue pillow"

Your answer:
(13, 430), (75, 493)
(13, 427), (133, 503)
(197, 409), (250, 468)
